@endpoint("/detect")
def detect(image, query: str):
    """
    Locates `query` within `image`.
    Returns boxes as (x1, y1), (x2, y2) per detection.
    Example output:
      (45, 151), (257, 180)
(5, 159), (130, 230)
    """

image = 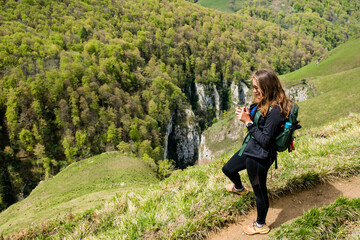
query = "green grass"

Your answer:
(281, 36), (360, 84)
(296, 66), (360, 129)
(8, 113), (360, 239)
(196, 0), (235, 13)
(0, 152), (159, 236)
(279, 36), (360, 129)
(270, 197), (360, 240)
